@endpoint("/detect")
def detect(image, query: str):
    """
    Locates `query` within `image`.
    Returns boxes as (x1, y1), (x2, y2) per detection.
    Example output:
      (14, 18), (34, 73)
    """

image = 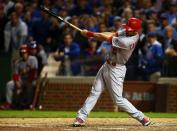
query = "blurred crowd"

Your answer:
(0, 0), (177, 109)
